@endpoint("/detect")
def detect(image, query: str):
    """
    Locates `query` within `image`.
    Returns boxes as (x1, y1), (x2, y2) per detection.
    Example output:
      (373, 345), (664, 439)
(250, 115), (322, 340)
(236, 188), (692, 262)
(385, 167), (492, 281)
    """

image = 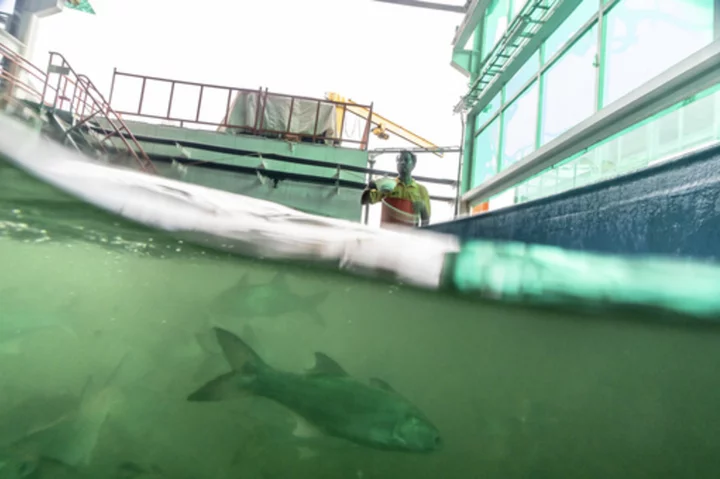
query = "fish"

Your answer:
(39, 356), (127, 468)
(1, 355), (128, 471)
(187, 328), (442, 453)
(0, 386), (105, 479)
(211, 273), (329, 326)
(0, 394), (81, 449)
(0, 392), (79, 478)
